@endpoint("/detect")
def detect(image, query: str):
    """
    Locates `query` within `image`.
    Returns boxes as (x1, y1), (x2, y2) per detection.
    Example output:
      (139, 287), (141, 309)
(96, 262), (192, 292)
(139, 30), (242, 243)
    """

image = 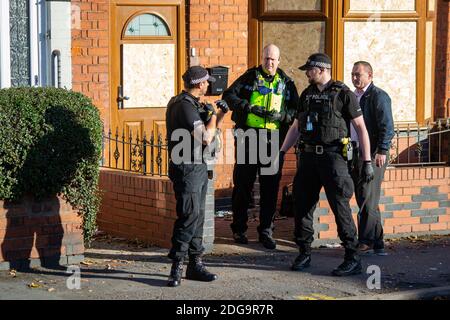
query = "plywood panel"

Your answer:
(267, 0), (322, 11)
(344, 21), (417, 123)
(349, 0), (415, 12)
(122, 43), (175, 108)
(262, 21), (326, 92)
